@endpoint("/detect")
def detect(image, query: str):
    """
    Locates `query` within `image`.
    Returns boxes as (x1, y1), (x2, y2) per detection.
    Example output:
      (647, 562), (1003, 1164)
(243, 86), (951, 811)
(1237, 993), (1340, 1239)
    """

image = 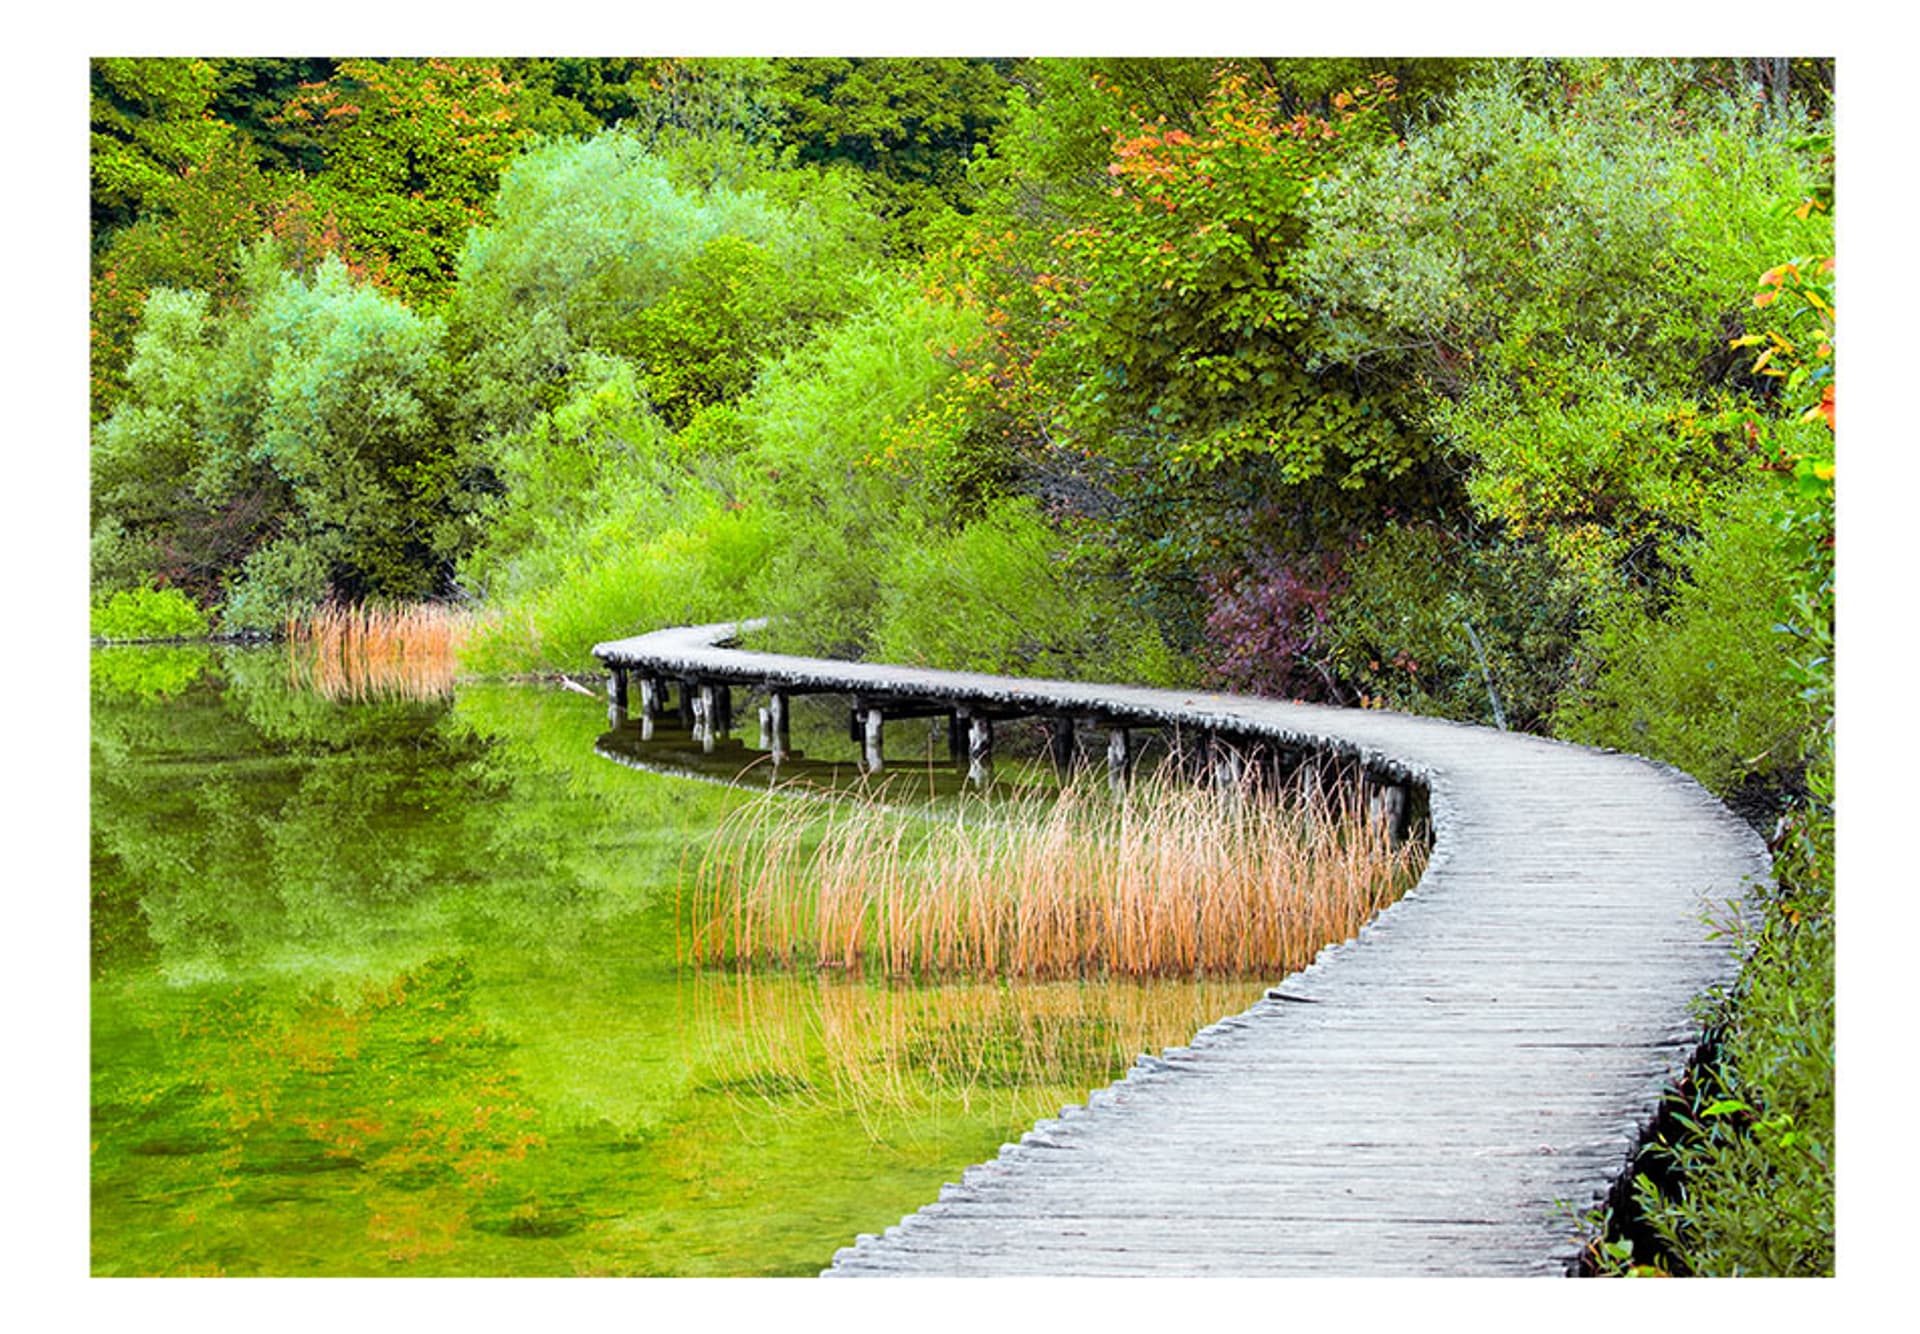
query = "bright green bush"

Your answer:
(460, 504), (777, 675)
(1300, 60), (1830, 562)
(1553, 484), (1806, 794)
(449, 131), (881, 433)
(90, 585), (212, 641)
(731, 274), (986, 660)
(873, 499), (1189, 685)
